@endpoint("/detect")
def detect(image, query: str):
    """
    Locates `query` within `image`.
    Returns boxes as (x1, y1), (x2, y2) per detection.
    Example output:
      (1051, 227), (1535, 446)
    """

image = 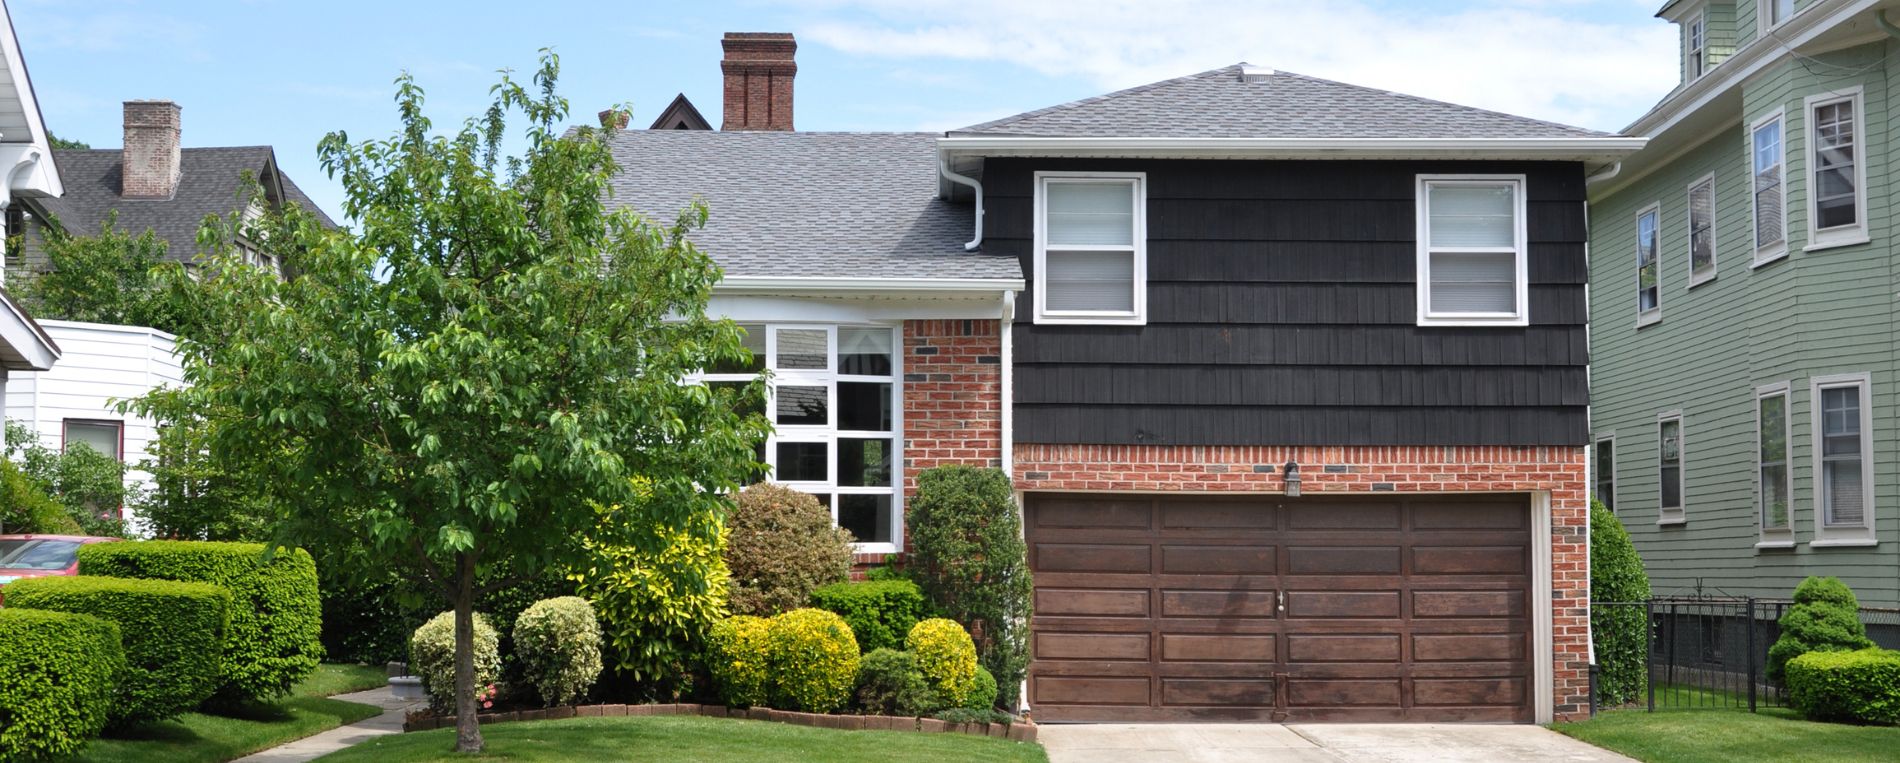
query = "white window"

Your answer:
(1761, 0), (1796, 28)
(1686, 14), (1706, 80)
(1811, 373), (1875, 545)
(1033, 172), (1146, 324)
(1805, 87), (1868, 250)
(1594, 435), (1616, 512)
(1757, 383), (1793, 545)
(1414, 175), (1528, 327)
(63, 420), (122, 462)
(1635, 203), (1661, 326)
(697, 323), (903, 552)
(1687, 174), (1717, 286)
(1658, 412), (1685, 524)
(1750, 111), (1787, 264)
